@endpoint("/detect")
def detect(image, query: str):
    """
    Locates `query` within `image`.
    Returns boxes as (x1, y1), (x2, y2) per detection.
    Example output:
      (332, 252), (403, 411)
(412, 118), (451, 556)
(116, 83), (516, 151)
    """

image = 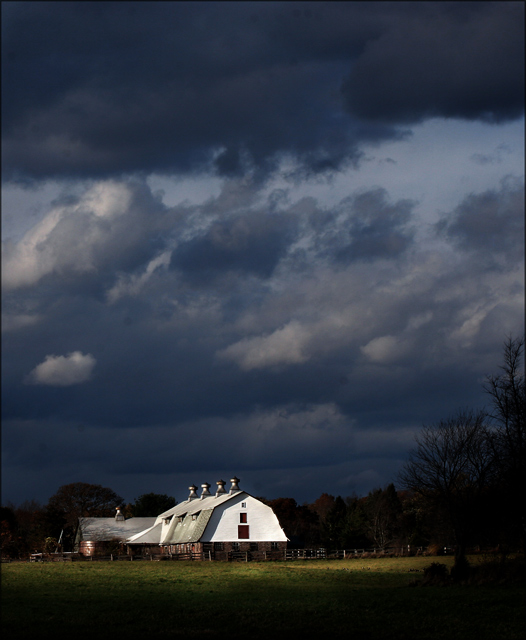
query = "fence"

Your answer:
(15, 547), (428, 563)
